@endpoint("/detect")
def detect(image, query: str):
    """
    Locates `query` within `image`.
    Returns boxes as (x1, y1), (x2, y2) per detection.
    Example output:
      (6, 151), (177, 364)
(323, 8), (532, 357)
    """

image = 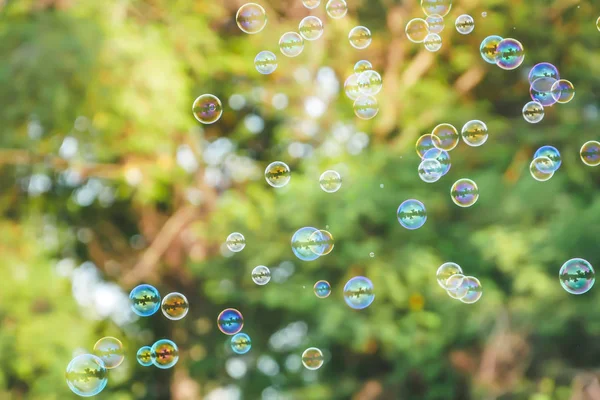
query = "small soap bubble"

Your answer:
(455, 14), (475, 34)
(530, 77), (558, 107)
(302, 0), (320, 9)
(479, 35), (503, 64)
(459, 276), (483, 304)
(481, 12), (487, 17)
(309, 229), (334, 256)
(236, 3), (267, 34)
(319, 170), (342, 193)
(423, 33), (442, 52)
(353, 95), (379, 120)
(405, 18), (429, 43)
(432, 123), (459, 151)
(496, 38), (525, 70)
(301, 347), (324, 370)
(436, 262), (463, 289)
(299, 16), (324, 41)
(580, 141), (600, 166)
(161, 292), (189, 320)
(252, 265), (271, 285)
(265, 161), (291, 188)
(446, 274), (468, 299)
(423, 148), (451, 176)
(559, 258), (595, 295)
(528, 62), (560, 84)
(451, 178), (479, 207)
(226, 232), (246, 252)
(279, 32), (304, 57)
(461, 120), (488, 147)
(354, 60), (373, 74)
(416, 134), (436, 158)
(314, 280), (332, 298)
(151, 339), (179, 369)
(254, 51), (277, 75)
(369, 252), (375, 258)
(397, 199), (427, 230)
(348, 26), (372, 49)
(93, 337), (124, 369)
(344, 74), (361, 100)
(530, 157), (554, 182)
(137, 346), (154, 367)
(418, 158), (443, 183)
(292, 227), (322, 261)
(426, 14), (444, 34)
(217, 308), (244, 335)
(231, 333), (252, 354)
(130, 284), (161, 317)
(421, 0), (452, 17)
(550, 79), (575, 104)
(357, 70), (382, 95)
(534, 146), (561, 171)
(66, 354), (108, 397)
(522, 101), (544, 123)
(343, 276), (375, 309)
(326, 0), (348, 19)
(192, 94), (223, 124)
